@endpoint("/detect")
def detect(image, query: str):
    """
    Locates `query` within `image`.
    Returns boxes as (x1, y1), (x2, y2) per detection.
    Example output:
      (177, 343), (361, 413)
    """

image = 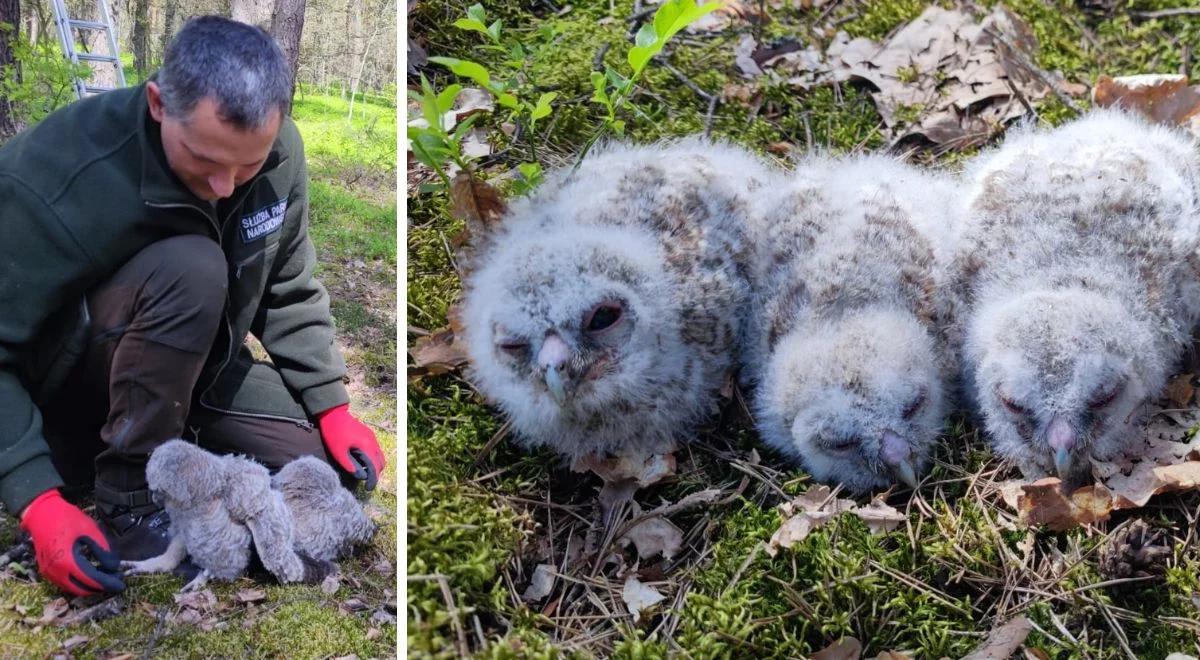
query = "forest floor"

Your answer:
(0, 91), (398, 658)
(407, 1), (1200, 658)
